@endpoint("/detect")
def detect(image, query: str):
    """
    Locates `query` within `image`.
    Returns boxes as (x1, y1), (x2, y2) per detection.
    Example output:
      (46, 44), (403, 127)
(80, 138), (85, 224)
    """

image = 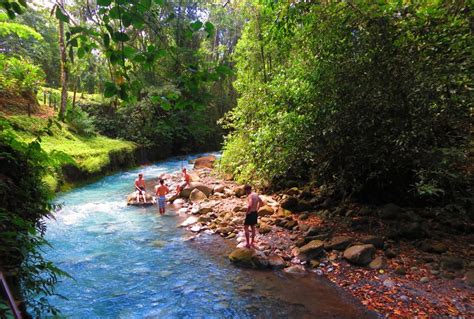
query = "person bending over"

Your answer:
(244, 184), (263, 248)
(135, 173), (147, 203)
(156, 179), (170, 215)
